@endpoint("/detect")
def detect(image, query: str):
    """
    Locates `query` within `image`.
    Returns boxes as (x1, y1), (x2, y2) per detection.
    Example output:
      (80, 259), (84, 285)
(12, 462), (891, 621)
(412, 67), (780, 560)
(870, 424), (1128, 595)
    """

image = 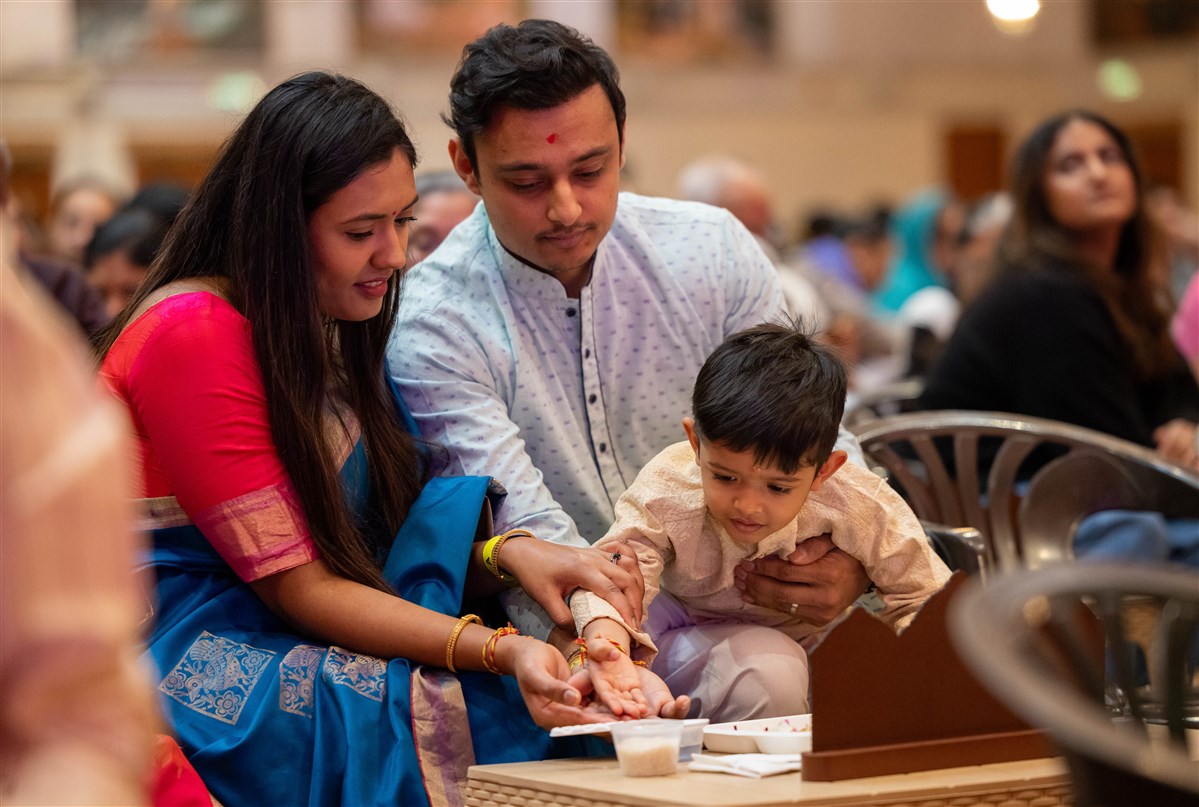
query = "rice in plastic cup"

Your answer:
(610, 720), (683, 777)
